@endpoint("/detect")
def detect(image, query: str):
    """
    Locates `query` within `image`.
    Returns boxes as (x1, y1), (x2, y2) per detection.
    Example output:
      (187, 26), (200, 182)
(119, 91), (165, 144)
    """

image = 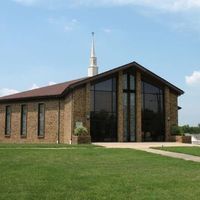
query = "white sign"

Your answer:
(76, 121), (83, 128)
